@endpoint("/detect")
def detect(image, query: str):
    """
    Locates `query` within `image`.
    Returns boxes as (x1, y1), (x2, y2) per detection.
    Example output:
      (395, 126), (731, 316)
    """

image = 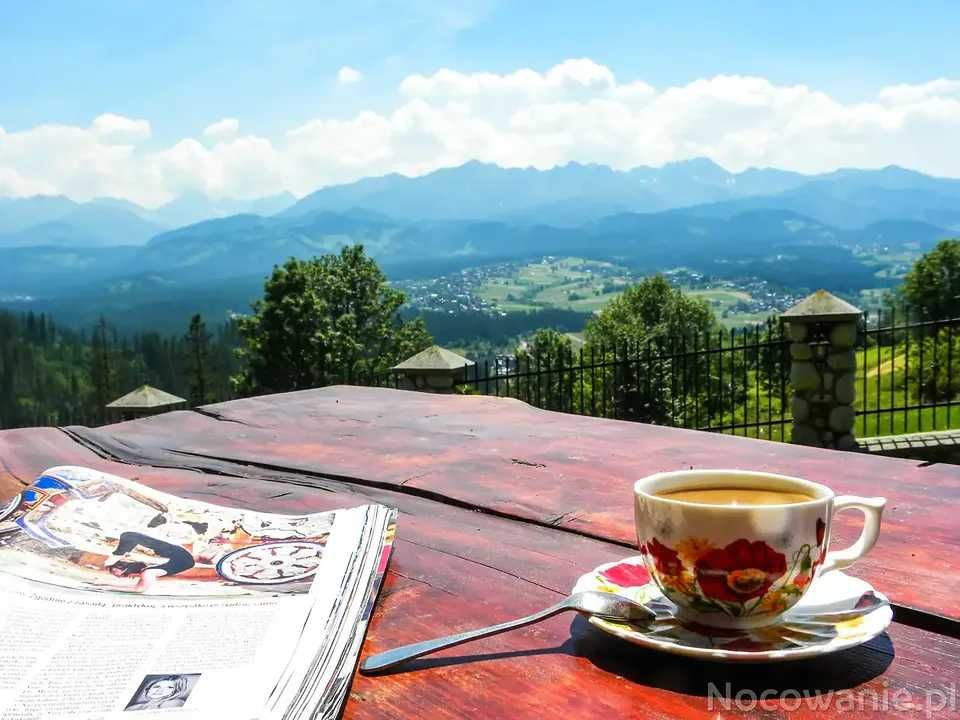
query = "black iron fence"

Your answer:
(857, 310), (960, 437)
(364, 309), (960, 442)
(453, 319), (793, 441)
